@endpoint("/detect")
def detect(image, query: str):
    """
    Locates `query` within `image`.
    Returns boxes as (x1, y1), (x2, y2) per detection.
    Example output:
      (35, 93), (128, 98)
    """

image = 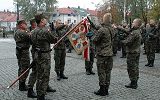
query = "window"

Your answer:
(74, 20), (76, 23)
(67, 18), (71, 24)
